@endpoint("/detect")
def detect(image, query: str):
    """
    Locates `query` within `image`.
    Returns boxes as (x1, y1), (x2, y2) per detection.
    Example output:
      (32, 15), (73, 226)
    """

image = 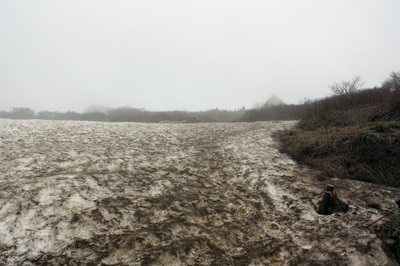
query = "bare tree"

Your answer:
(382, 71), (400, 91)
(329, 75), (364, 95)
